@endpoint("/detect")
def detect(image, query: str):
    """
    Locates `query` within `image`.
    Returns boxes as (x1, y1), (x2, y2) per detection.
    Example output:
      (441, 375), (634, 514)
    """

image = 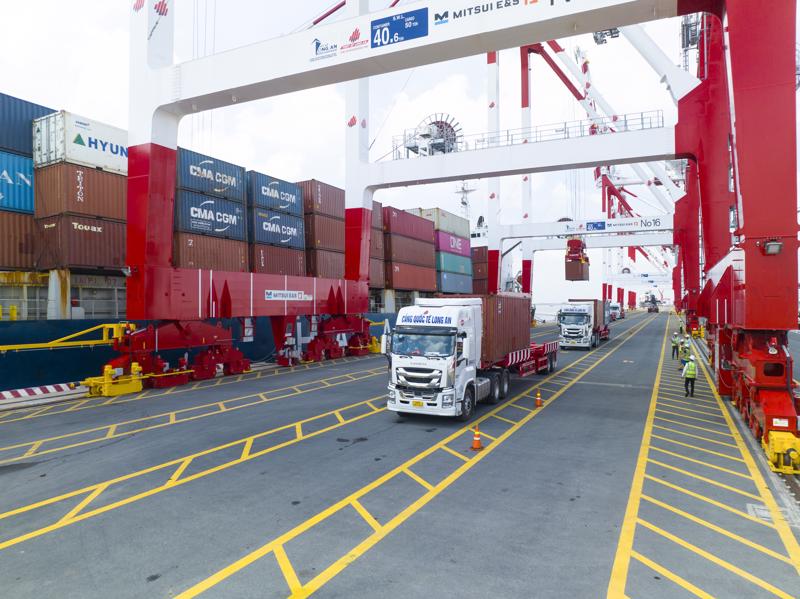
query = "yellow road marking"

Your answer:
(295, 423), (303, 440)
(351, 500), (382, 532)
(491, 414), (518, 426)
(652, 425), (738, 448)
(630, 551), (714, 599)
(648, 446), (752, 480)
(59, 484), (108, 524)
(656, 400), (725, 418)
(647, 459), (761, 500)
(440, 445), (469, 462)
(240, 438), (254, 460)
(655, 408), (730, 427)
(654, 416), (735, 437)
(334, 411), (345, 424)
(274, 545), (303, 594)
(168, 458), (193, 485)
(507, 403), (534, 413)
(22, 440), (42, 458)
(403, 468), (433, 491)
(477, 430), (497, 441)
(650, 434), (744, 463)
